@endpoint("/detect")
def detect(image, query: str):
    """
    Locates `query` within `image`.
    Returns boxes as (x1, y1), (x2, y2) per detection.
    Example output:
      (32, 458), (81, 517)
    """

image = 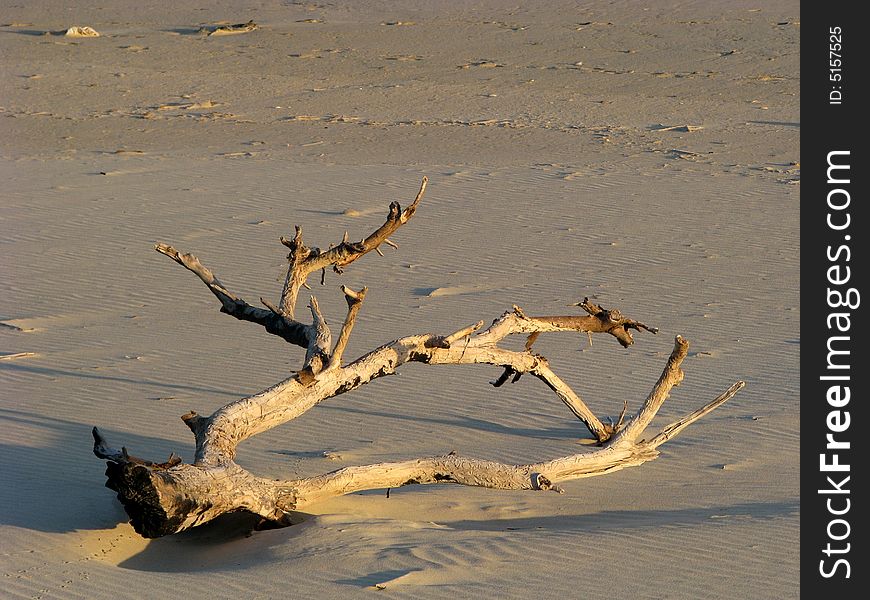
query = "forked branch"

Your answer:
(95, 178), (743, 539)
(154, 243), (309, 347)
(93, 322), (742, 538)
(156, 176), (426, 331)
(276, 176), (427, 317)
